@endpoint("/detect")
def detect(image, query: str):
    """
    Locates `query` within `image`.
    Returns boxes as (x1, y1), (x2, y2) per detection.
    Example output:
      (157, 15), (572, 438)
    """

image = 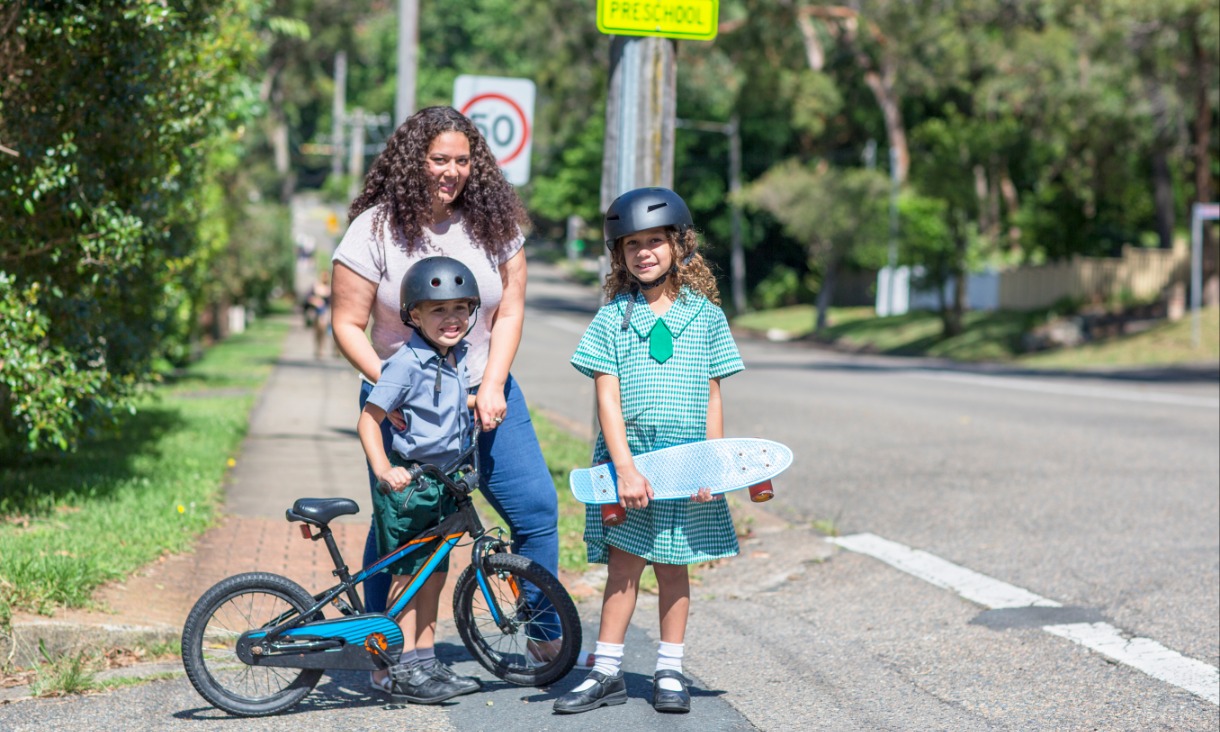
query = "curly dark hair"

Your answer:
(348, 106), (529, 259)
(604, 228), (721, 305)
